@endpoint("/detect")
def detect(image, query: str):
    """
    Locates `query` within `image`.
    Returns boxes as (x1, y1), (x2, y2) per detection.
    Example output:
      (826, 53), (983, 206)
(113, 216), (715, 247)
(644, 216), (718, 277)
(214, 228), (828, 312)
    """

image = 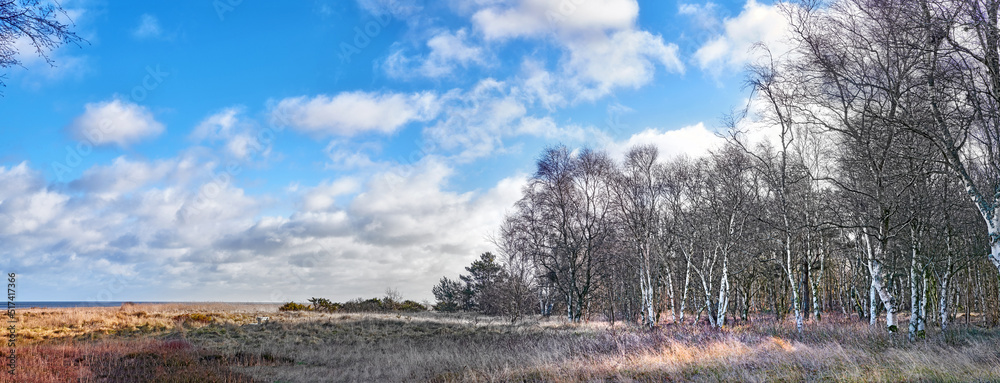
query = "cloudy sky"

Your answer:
(0, 0), (787, 302)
